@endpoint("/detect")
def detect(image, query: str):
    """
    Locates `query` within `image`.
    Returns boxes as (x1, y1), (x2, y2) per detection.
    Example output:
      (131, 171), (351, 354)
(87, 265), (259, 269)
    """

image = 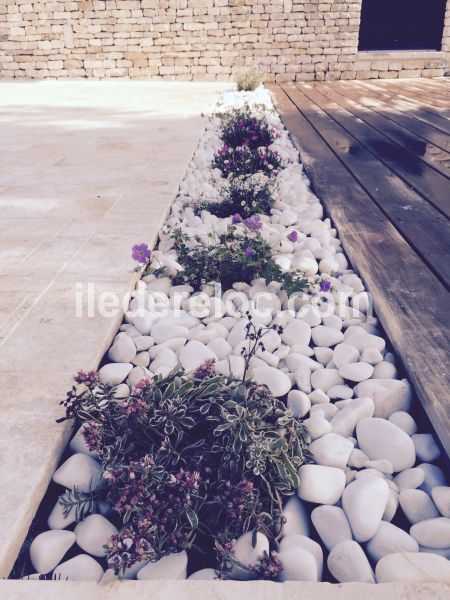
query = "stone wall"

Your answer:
(0, 0), (449, 81)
